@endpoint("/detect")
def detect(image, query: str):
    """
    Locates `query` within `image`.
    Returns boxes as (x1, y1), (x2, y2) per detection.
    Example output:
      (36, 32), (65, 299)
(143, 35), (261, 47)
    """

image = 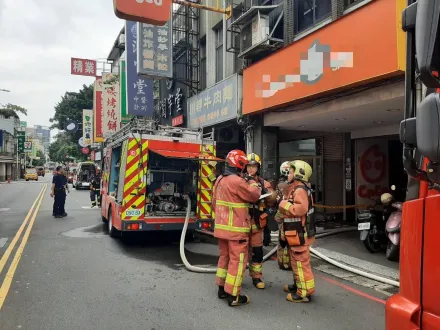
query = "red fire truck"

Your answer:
(386, 1), (440, 328)
(100, 118), (222, 237)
